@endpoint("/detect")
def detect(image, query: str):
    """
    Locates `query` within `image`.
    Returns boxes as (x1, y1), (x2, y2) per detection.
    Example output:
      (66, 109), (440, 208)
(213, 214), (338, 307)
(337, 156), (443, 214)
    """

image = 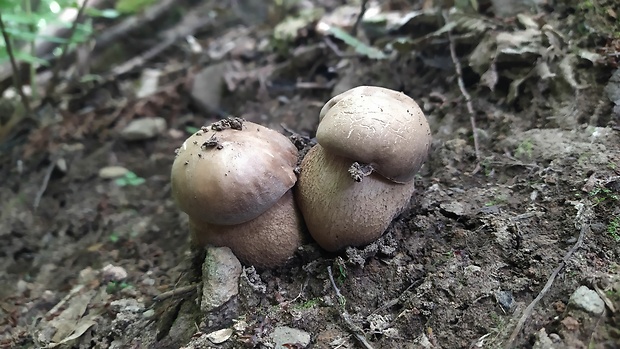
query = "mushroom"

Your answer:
(171, 117), (304, 268)
(295, 86), (432, 251)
